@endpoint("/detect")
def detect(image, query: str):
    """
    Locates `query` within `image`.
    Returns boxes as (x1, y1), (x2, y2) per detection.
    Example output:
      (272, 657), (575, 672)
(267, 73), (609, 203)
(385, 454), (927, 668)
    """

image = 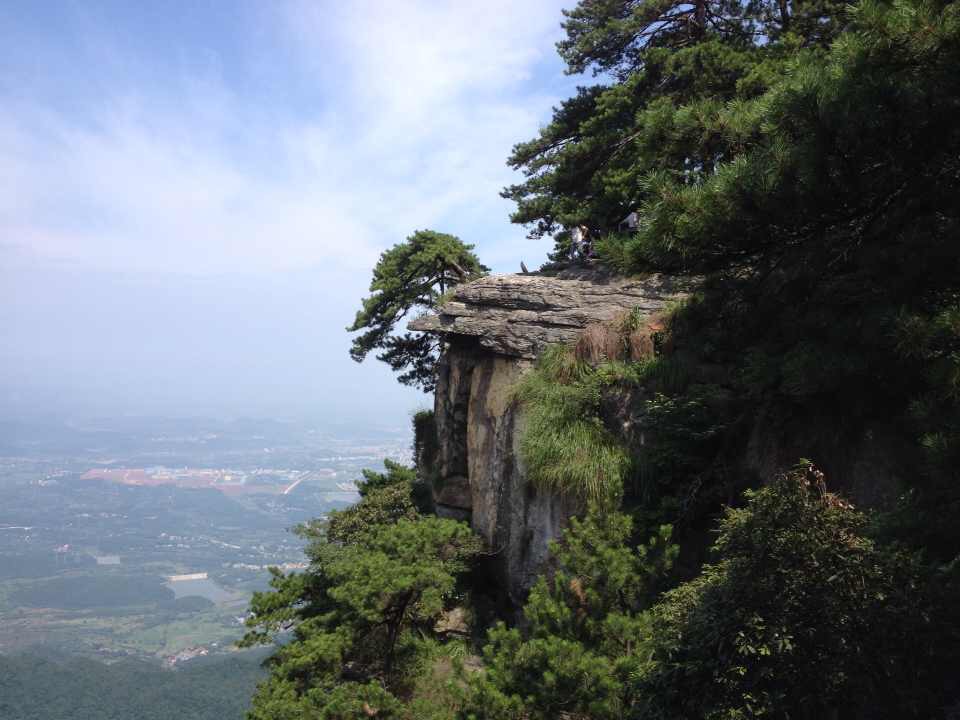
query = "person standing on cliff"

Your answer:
(569, 225), (584, 260)
(570, 225), (593, 261)
(578, 224), (593, 260)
